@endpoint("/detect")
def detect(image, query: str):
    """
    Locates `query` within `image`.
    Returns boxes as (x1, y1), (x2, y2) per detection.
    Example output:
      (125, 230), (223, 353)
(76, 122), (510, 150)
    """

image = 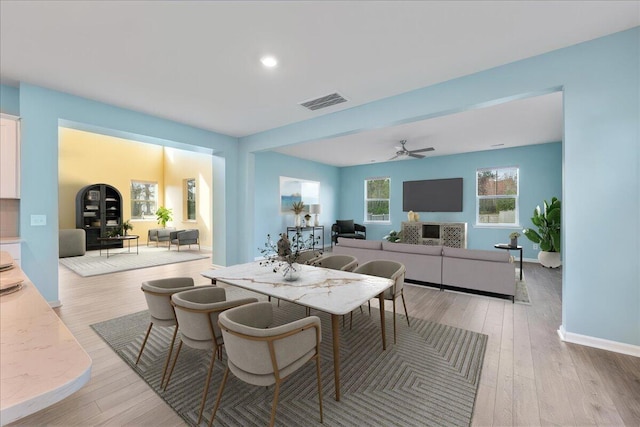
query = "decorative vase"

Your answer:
(510, 238), (517, 247)
(294, 214), (301, 227)
(283, 263), (300, 281)
(538, 251), (562, 268)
